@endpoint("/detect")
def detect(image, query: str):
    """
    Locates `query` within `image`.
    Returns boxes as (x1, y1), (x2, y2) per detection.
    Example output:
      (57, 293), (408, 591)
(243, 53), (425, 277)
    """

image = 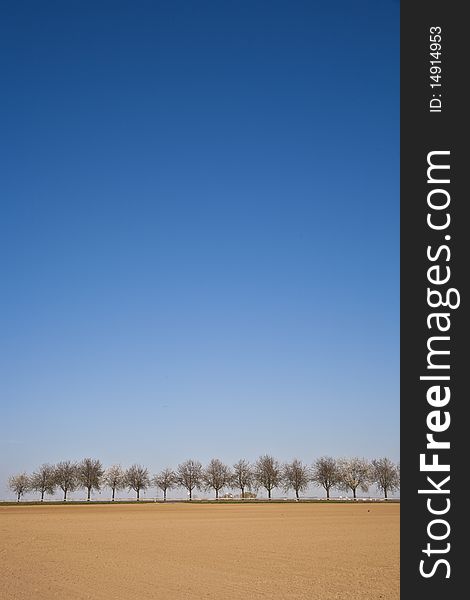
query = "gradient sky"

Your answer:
(0, 1), (399, 499)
